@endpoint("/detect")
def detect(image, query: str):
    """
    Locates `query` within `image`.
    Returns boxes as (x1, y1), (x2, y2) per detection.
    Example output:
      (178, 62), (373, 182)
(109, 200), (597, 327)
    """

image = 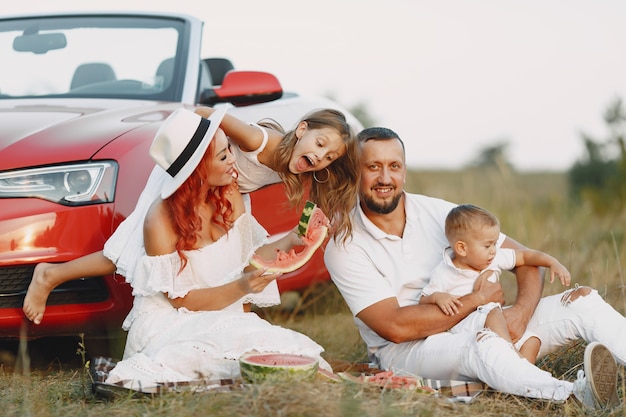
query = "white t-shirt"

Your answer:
(422, 247), (515, 297)
(324, 192), (507, 354)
